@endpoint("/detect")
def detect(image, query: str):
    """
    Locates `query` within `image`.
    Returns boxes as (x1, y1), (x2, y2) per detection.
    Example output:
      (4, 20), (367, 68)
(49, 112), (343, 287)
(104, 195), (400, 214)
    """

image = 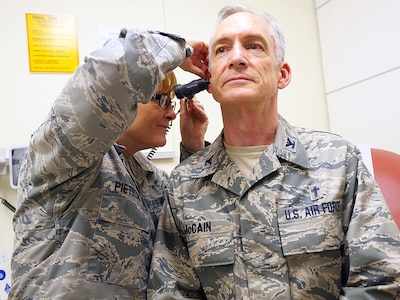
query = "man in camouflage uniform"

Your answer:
(148, 3), (400, 299)
(10, 29), (208, 299)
